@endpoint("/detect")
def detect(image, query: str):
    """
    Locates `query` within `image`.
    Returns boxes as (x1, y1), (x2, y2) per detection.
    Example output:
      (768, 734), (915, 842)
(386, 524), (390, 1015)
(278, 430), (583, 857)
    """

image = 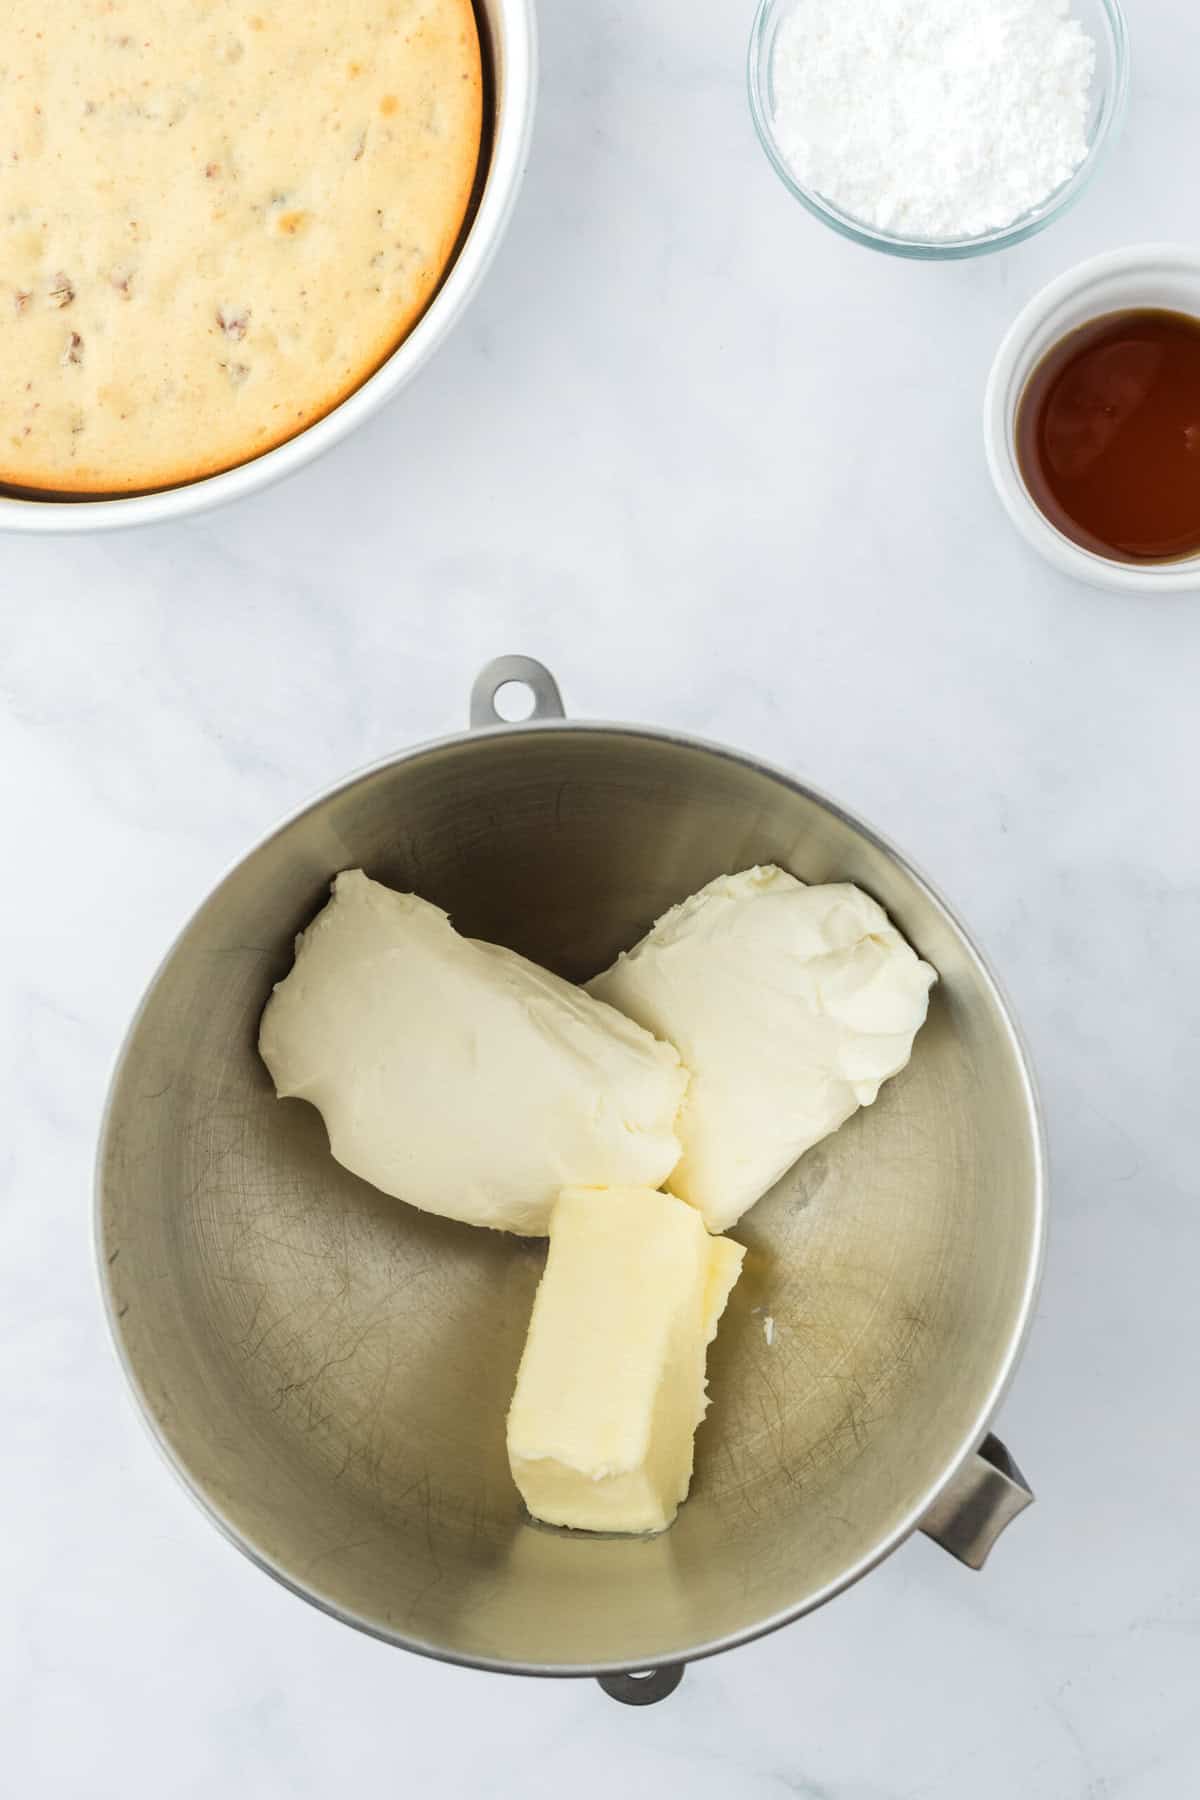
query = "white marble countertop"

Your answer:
(4, 1), (1199, 1794)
